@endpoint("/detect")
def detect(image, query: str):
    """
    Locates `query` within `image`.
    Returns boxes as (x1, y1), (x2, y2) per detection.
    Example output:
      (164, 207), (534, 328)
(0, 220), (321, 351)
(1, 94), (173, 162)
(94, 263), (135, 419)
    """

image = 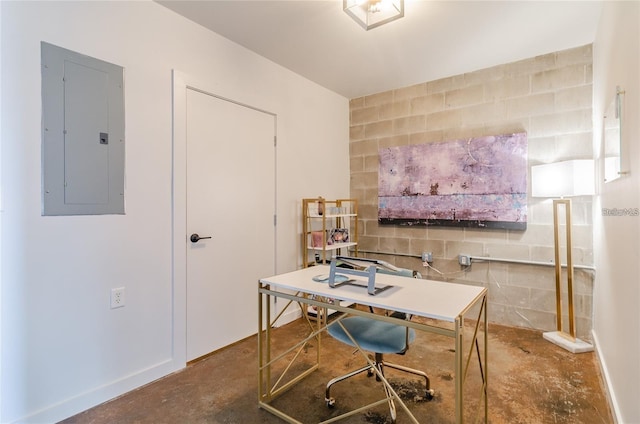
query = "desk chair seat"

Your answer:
(325, 315), (434, 422)
(328, 316), (415, 354)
